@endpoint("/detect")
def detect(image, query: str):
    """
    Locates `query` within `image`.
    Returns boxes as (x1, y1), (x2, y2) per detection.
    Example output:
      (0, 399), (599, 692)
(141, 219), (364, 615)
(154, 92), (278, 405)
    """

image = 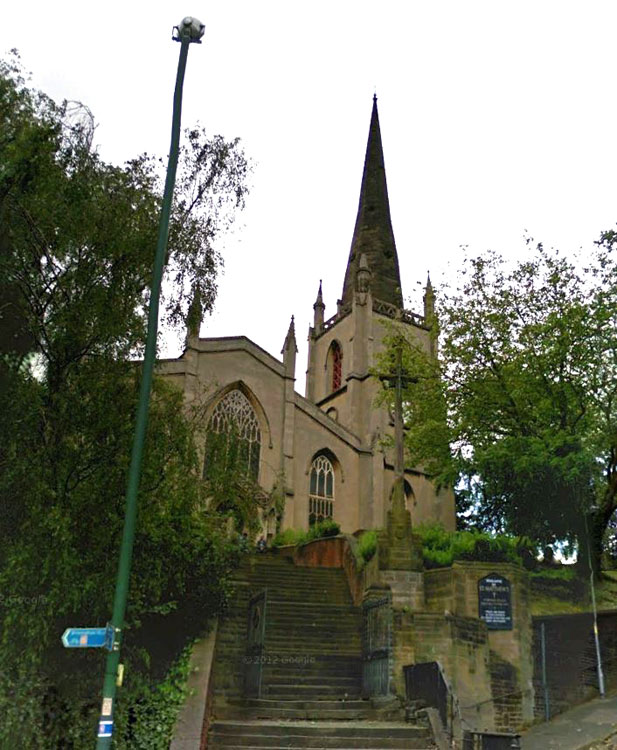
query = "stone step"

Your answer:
(209, 720), (433, 749)
(245, 575), (347, 581)
(266, 613), (359, 623)
(215, 706), (379, 721)
(244, 569), (348, 579)
(262, 674), (359, 686)
(245, 591), (352, 602)
(263, 601), (359, 613)
(209, 739), (432, 750)
(262, 667), (361, 680)
(245, 582), (348, 589)
(245, 572), (347, 579)
(262, 684), (362, 698)
(264, 625), (361, 637)
(240, 698), (365, 710)
(259, 646), (360, 657)
(244, 579), (349, 588)
(264, 635), (360, 645)
(264, 630), (361, 642)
